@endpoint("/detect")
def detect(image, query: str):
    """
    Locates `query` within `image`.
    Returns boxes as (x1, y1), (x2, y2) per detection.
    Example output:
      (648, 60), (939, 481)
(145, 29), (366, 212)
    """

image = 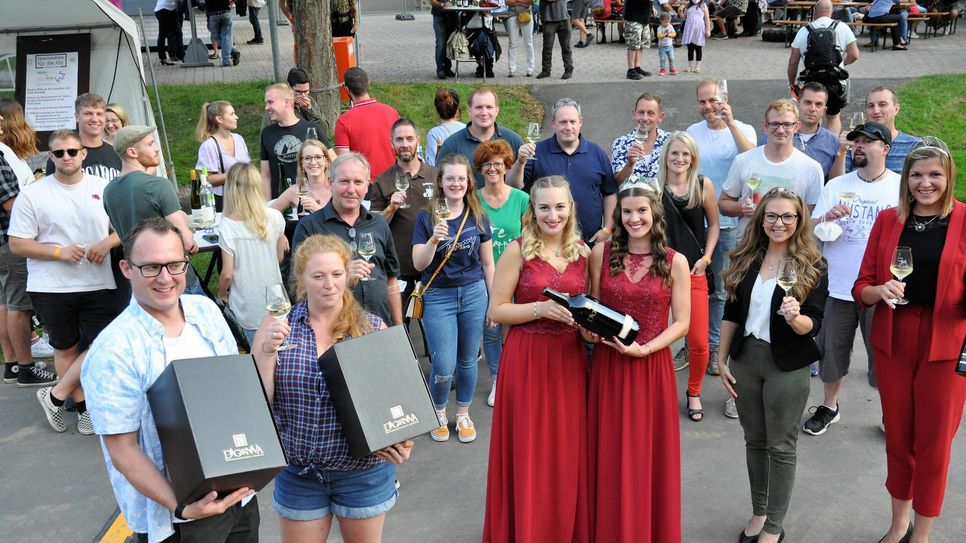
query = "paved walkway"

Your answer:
(144, 12), (966, 85)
